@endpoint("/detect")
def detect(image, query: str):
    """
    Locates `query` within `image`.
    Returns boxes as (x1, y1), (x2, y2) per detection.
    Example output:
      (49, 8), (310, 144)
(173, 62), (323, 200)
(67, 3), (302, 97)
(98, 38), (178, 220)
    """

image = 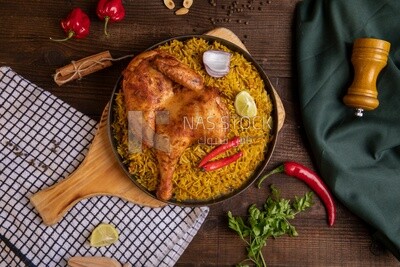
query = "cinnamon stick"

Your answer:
(54, 50), (113, 86)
